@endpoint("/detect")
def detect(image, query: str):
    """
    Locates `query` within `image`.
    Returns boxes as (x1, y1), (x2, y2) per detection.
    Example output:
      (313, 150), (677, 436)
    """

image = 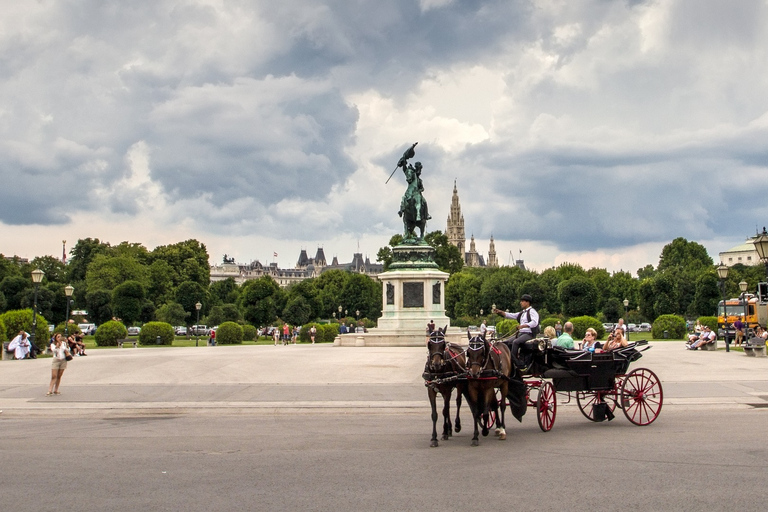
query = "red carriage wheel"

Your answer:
(576, 391), (617, 422)
(620, 368), (663, 426)
(485, 389), (503, 431)
(536, 381), (557, 432)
